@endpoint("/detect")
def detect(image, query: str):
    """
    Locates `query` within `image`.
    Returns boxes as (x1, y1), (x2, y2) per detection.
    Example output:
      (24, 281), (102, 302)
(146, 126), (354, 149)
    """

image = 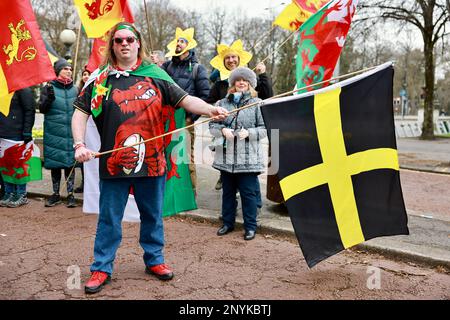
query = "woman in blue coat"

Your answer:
(39, 59), (78, 208)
